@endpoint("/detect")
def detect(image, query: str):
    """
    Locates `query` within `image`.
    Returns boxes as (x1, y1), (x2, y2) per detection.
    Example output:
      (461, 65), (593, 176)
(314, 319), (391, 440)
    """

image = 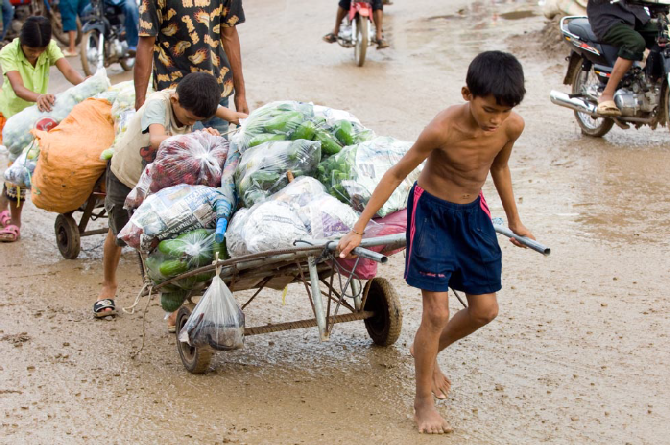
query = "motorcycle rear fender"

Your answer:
(563, 51), (582, 85)
(82, 21), (105, 35)
(349, 3), (373, 21)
